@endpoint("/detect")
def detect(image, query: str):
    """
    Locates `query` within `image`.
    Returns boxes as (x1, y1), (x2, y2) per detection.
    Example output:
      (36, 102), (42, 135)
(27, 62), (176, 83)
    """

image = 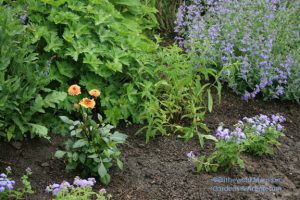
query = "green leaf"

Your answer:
(56, 61), (75, 78)
(113, 0), (141, 7)
(207, 89), (213, 112)
(55, 150), (66, 159)
(116, 159), (123, 170)
(29, 123), (48, 138)
(44, 91), (67, 108)
(98, 162), (107, 178)
(41, 0), (68, 7)
(79, 154), (86, 163)
(201, 134), (218, 142)
(72, 139), (88, 148)
(59, 116), (74, 124)
(83, 53), (103, 68)
(100, 174), (111, 185)
(111, 132), (128, 143)
(7, 125), (15, 142)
